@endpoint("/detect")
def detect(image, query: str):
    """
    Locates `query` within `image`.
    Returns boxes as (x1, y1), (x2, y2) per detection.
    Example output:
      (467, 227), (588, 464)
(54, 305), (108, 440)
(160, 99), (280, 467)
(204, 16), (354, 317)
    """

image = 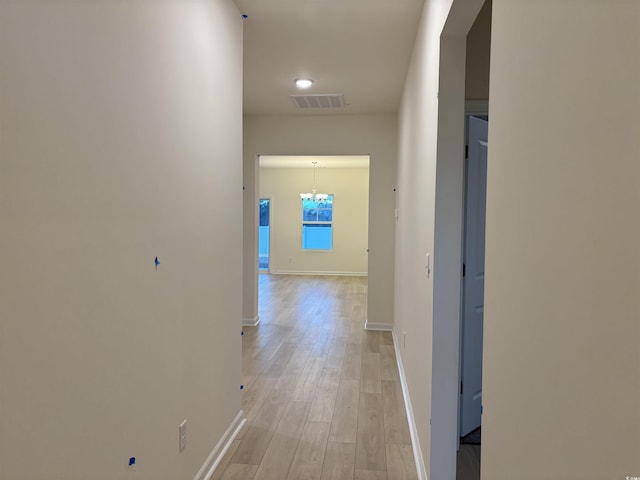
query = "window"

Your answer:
(302, 195), (333, 250)
(258, 199), (270, 270)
